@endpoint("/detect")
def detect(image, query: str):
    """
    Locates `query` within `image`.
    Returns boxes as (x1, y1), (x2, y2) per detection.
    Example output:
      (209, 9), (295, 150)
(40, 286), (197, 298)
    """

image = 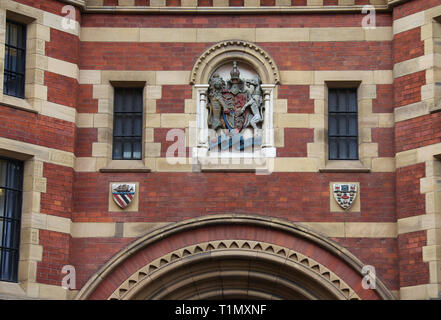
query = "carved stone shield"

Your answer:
(333, 183), (357, 210)
(112, 183), (136, 209)
(222, 91), (248, 131)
